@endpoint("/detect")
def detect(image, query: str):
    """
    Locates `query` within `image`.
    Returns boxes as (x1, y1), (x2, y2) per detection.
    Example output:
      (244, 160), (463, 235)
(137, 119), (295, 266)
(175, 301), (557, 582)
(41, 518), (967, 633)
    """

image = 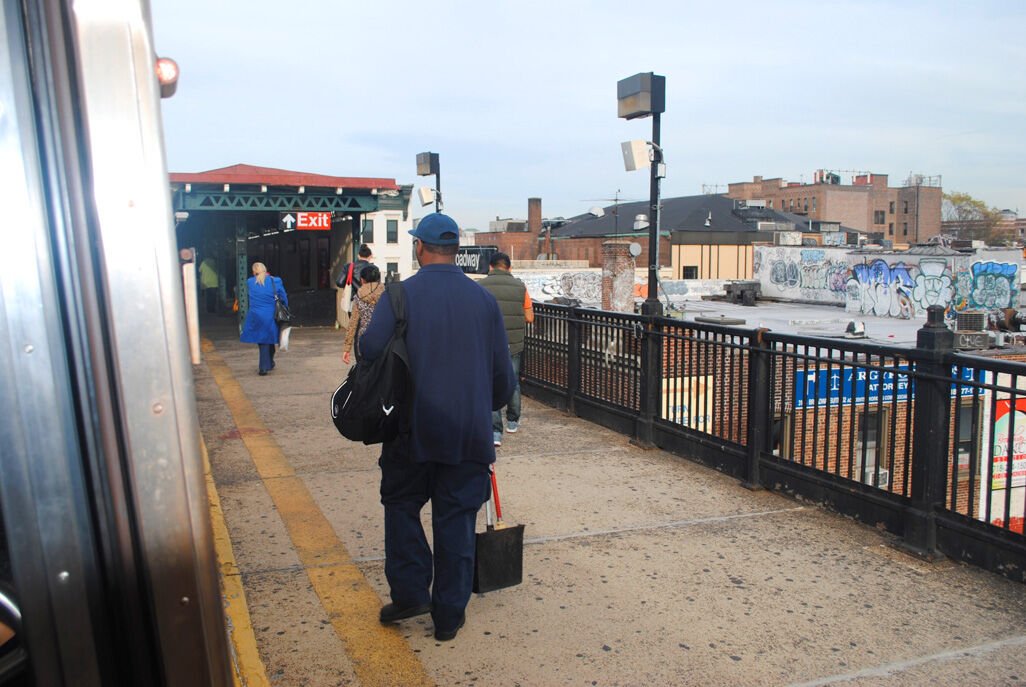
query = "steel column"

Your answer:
(743, 330), (771, 490)
(903, 305), (953, 557)
(632, 313), (661, 448)
(567, 308), (581, 415)
(235, 216), (247, 333)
